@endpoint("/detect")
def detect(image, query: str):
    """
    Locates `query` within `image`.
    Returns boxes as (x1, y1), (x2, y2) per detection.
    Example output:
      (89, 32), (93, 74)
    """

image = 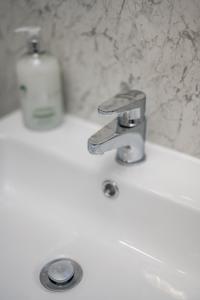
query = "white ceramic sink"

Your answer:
(0, 112), (200, 300)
